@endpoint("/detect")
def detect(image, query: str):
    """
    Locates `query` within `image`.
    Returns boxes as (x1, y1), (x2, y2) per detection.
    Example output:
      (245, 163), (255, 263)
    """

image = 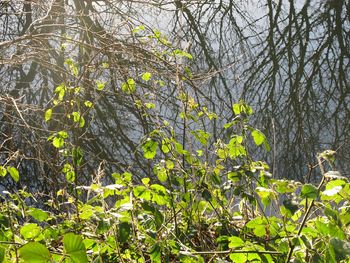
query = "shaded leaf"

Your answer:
(63, 233), (88, 263)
